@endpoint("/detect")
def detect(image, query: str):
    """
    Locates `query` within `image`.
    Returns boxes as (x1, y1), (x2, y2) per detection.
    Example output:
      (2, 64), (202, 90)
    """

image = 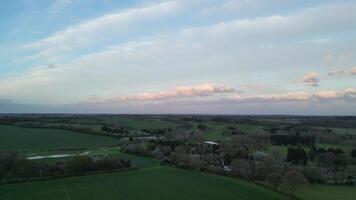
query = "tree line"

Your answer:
(0, 152), (133, 184)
